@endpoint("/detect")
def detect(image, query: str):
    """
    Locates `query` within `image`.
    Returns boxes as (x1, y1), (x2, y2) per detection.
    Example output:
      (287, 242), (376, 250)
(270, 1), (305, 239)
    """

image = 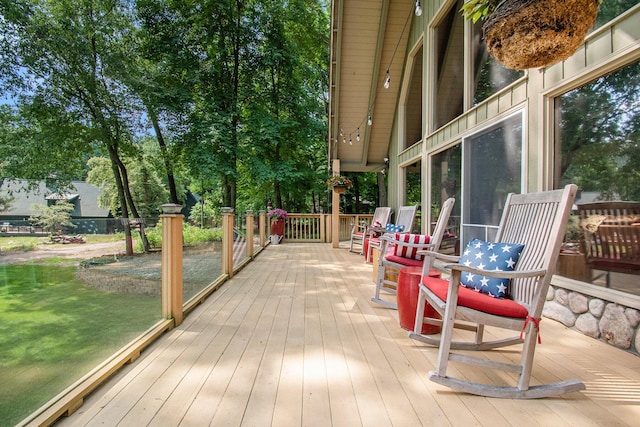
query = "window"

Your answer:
(431, 144), (461, 252)
(433, 0), (464, 130)
(405, 160), (422, 232)
(554, 59), (640, 292)
(462, 114), (523, 243)
(555, 60), (640, 200)
(595, 0), (640, 29)
(470, 19), (523, 105)
(404, 45), (423, 149)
